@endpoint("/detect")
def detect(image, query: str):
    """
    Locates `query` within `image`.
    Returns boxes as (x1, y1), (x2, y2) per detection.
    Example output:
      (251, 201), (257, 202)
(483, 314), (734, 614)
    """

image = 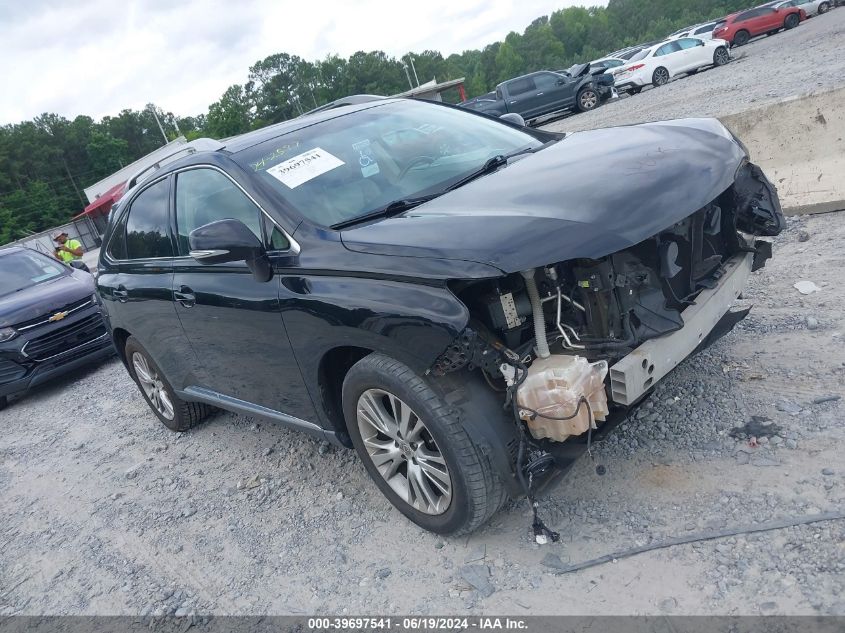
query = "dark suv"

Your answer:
(0, 247), (113, 409)
(98, 98), (784, 535)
